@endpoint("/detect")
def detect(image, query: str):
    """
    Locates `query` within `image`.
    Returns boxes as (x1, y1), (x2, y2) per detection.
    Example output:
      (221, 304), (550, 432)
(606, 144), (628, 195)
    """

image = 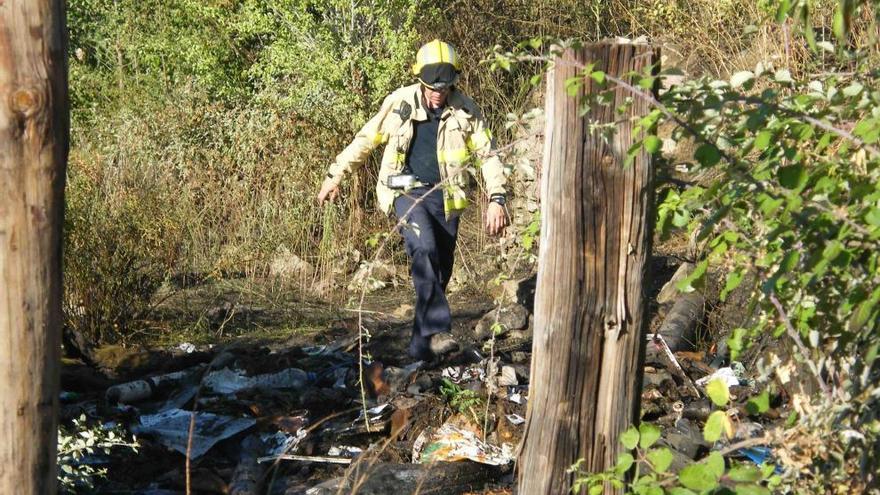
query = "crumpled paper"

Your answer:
(412, 422), (514, 466)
